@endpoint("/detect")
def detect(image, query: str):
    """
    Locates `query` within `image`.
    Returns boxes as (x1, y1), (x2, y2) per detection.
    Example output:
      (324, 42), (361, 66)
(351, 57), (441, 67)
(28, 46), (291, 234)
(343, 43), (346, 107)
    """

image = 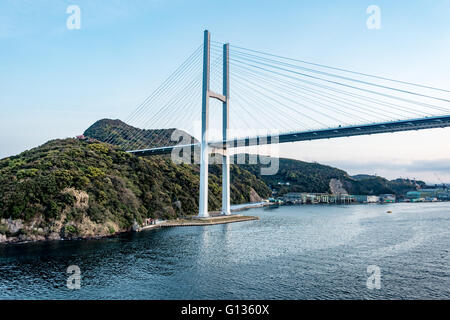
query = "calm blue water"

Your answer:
(0, 202), (449, 299)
